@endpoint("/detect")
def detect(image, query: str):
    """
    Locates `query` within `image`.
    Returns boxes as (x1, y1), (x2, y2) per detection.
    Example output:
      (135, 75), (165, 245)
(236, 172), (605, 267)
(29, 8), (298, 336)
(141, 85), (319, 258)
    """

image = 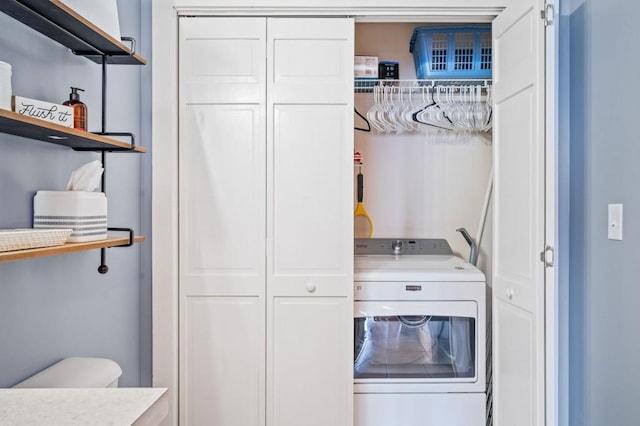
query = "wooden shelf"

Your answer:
(0, 109), (146, 152)
(0, 0), (146, 65)
(0, 235), (146, 263)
